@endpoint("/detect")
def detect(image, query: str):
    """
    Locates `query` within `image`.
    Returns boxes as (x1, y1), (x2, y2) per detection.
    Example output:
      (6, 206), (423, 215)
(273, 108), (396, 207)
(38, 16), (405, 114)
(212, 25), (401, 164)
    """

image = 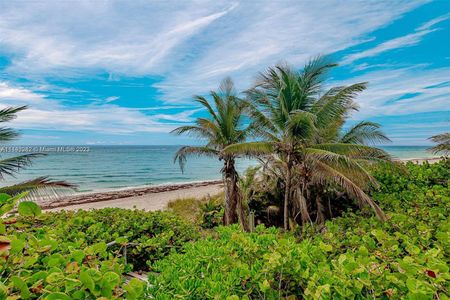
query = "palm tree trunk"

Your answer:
(236, 190), (250, 231)
(284, 159), (291, 231)
(223, 158), (238, 225)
